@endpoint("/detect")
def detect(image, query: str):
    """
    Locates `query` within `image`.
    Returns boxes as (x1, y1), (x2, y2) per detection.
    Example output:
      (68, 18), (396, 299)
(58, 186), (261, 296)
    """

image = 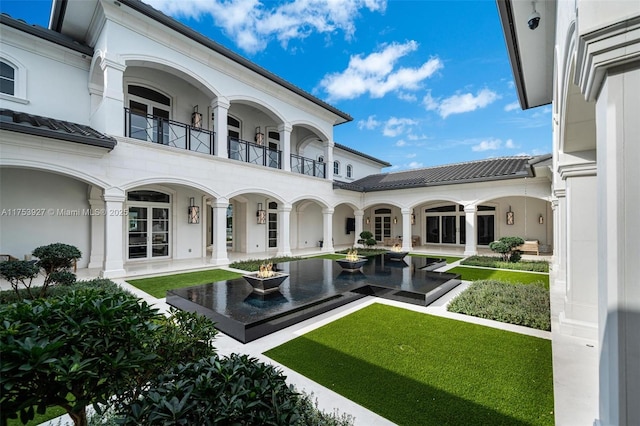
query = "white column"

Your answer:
(595, 68), (640, 426)
(276, 204), (292, 256)
(323, 140), (334, 180)
(322, 208), (334, 252)
(354, 209), (364, 247)
(212, 98), (229, 158)
(278, 123), (292, 172)
(100, 189), (126, 278)
(92, 53), (125, 136)
(401, 208), (412, 252)
(464, 204), (477, 256)
(87, 187), (105, 269)
(209, 199), (229, 266)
